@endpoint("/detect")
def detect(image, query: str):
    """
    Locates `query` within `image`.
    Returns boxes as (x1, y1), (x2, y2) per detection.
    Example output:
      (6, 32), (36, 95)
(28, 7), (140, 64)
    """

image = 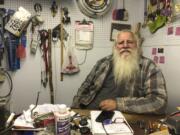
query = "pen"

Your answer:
(11, 127), (46, 131)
